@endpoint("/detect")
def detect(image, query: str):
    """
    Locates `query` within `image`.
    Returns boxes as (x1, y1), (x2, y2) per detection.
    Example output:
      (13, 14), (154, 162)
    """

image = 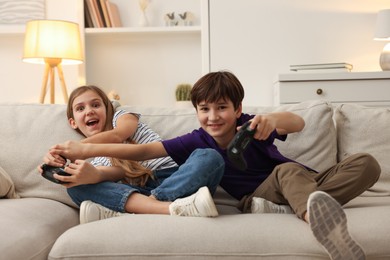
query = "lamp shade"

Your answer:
(23, 20), (83, 65)
(374, 9), (390, 40)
